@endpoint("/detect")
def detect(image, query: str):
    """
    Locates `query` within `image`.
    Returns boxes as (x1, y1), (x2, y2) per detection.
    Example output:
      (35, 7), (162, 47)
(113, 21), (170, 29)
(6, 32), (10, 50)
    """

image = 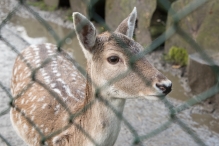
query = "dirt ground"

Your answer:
(0, 0), (219, 146)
